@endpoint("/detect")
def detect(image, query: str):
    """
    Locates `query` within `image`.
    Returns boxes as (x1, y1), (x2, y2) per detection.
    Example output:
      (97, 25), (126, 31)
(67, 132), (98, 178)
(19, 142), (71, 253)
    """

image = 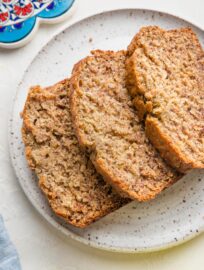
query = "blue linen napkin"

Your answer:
(0, 216), (21, 270)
